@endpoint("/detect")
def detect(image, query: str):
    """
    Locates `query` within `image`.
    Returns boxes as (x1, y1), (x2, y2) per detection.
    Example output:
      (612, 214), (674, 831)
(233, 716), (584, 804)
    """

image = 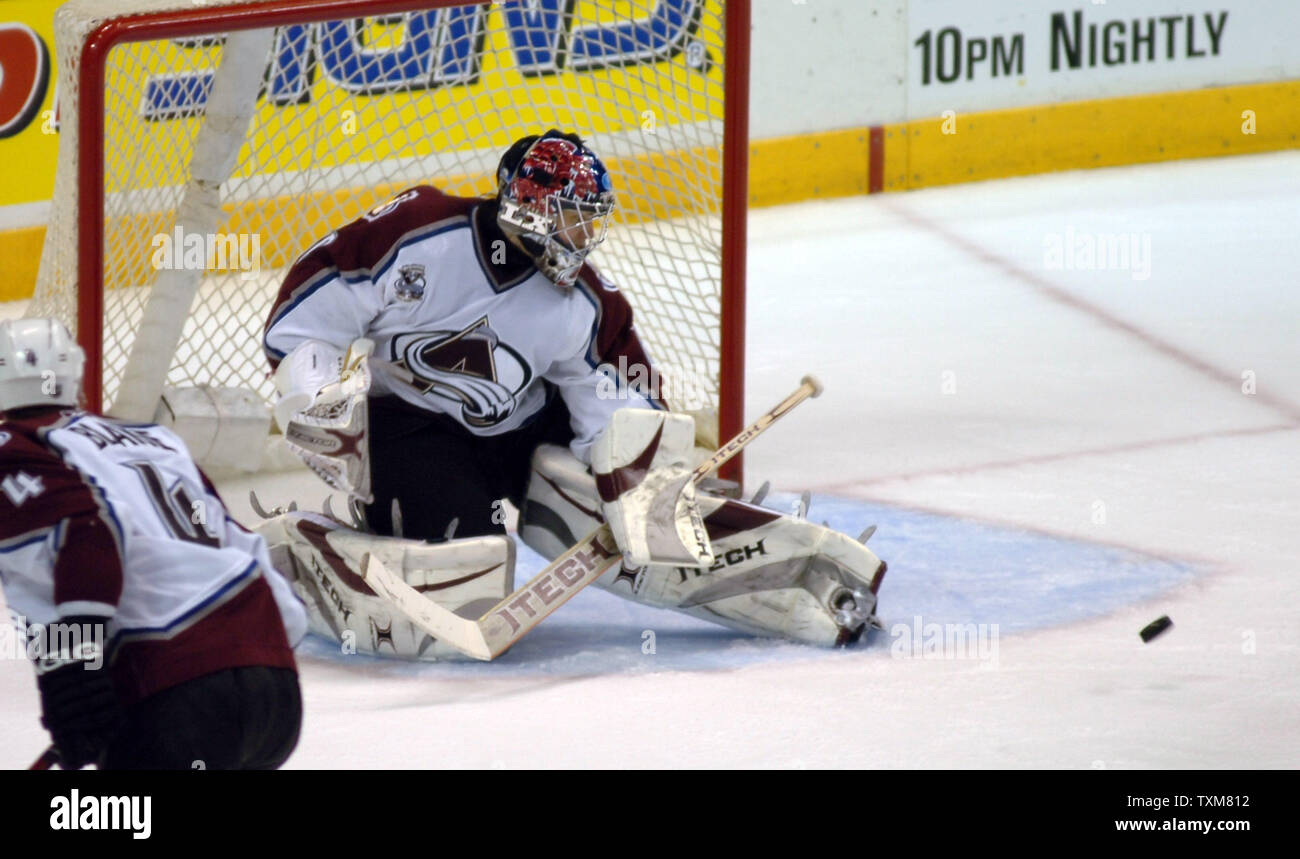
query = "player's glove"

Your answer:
(34, 616), (124, 770)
